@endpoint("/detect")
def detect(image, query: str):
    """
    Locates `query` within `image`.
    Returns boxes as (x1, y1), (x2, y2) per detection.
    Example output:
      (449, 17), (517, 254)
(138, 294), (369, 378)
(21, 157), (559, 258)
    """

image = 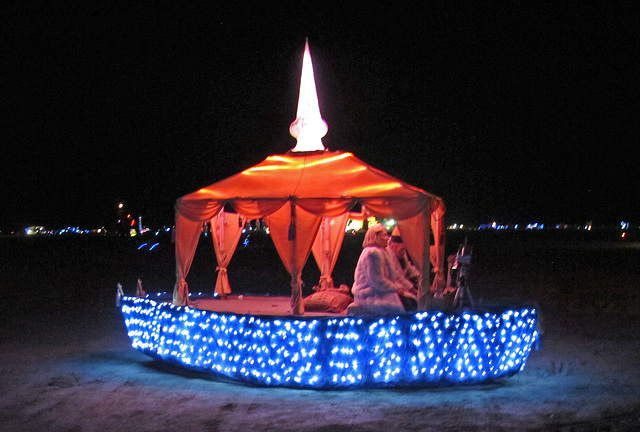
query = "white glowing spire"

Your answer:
(290, 40), (328, 152)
